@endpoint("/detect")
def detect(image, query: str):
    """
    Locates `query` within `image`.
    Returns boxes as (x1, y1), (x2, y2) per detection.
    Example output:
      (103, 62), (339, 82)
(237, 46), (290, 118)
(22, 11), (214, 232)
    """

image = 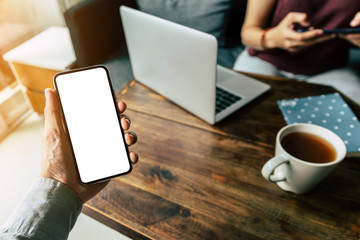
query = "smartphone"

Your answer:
(322, 28), (360, 34)
(296, 28), (360, 34)
(53, 65), (132, 184)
